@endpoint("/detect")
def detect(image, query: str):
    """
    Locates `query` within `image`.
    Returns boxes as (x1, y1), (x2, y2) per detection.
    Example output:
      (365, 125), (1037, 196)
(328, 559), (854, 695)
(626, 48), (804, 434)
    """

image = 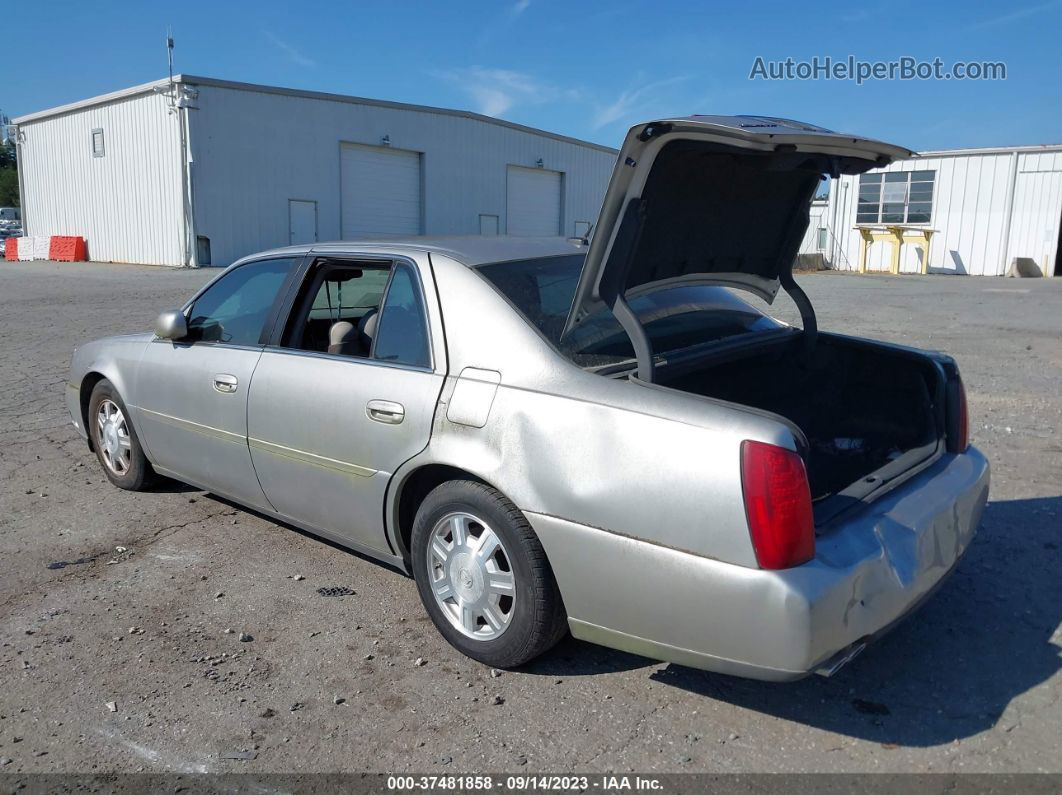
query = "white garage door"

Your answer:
(507, 165), (562, 236)
(341, 143), (422, 238)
